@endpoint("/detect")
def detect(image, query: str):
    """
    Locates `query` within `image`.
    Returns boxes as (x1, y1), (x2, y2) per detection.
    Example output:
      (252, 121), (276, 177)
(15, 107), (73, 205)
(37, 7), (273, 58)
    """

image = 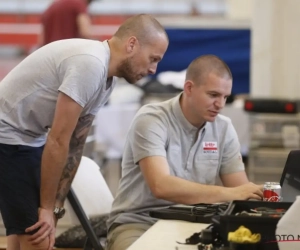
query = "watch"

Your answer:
(53, 207), (66, 219)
